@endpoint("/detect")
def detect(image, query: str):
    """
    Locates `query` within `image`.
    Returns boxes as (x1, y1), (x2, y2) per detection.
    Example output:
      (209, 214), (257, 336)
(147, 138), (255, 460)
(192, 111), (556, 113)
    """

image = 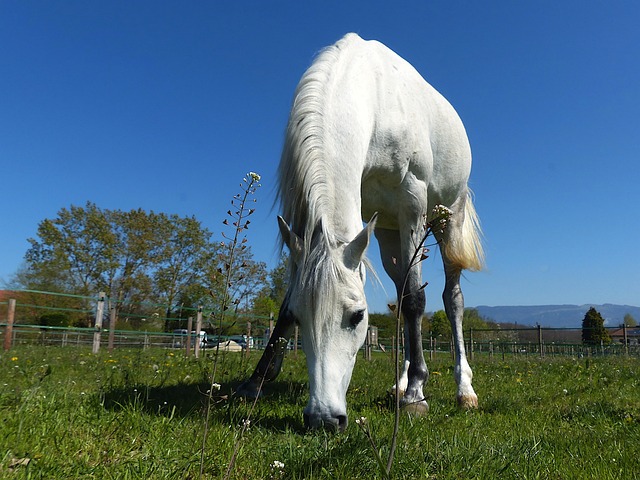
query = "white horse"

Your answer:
(238, 33), (484, 431)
